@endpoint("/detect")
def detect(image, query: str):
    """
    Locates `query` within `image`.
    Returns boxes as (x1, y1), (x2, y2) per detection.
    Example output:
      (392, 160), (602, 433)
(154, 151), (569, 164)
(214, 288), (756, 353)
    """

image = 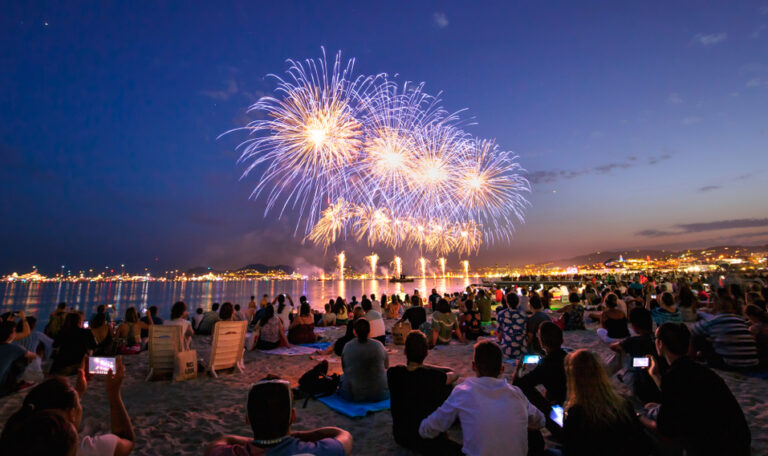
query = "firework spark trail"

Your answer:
(438, 257), (446, 278)
(365, 253), (379, 278)
(230, 49), (531, 255)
